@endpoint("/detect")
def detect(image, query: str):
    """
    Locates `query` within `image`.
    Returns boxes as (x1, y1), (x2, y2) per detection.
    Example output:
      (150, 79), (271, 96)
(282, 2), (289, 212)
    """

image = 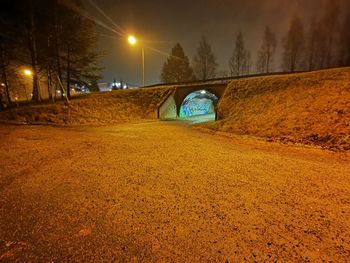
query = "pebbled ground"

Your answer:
(0, 121), (349, 262)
